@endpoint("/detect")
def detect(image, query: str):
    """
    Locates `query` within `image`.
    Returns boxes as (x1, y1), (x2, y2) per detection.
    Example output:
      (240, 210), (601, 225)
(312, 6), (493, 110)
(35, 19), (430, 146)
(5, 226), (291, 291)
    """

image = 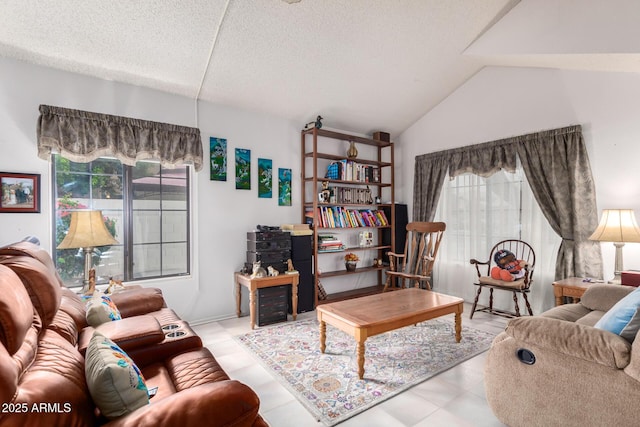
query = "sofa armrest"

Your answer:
(78, 315), (164, 356)
(109, 287), (166, 318)
(104, 380), (261, 427)
(506, 317), (631, 369)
